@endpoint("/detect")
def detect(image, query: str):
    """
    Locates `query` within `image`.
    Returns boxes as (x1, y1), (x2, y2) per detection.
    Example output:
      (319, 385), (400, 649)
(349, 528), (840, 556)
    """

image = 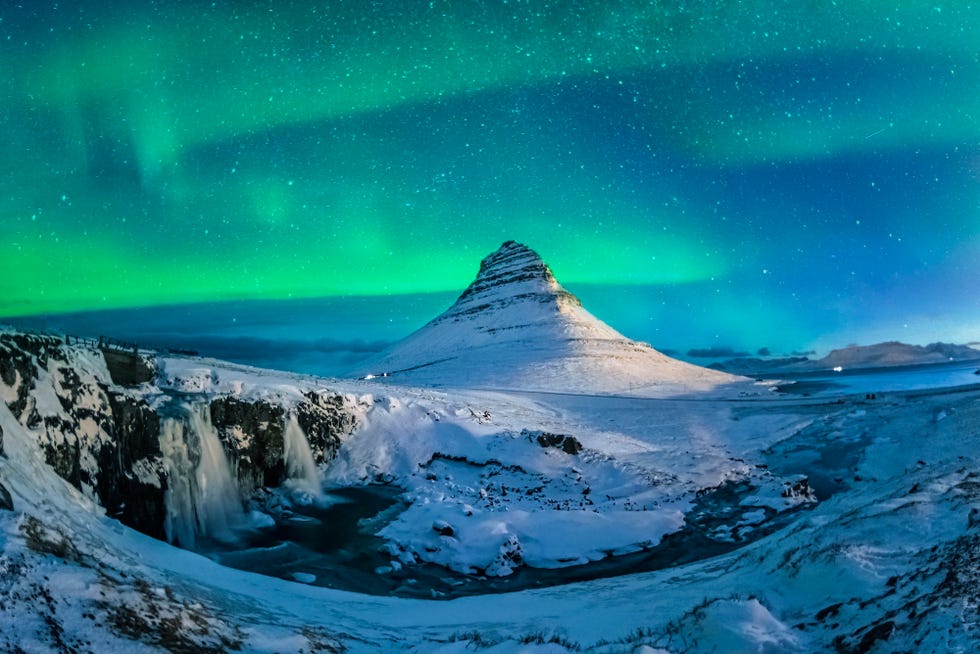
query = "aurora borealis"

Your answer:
(2, 1), (978, 364)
